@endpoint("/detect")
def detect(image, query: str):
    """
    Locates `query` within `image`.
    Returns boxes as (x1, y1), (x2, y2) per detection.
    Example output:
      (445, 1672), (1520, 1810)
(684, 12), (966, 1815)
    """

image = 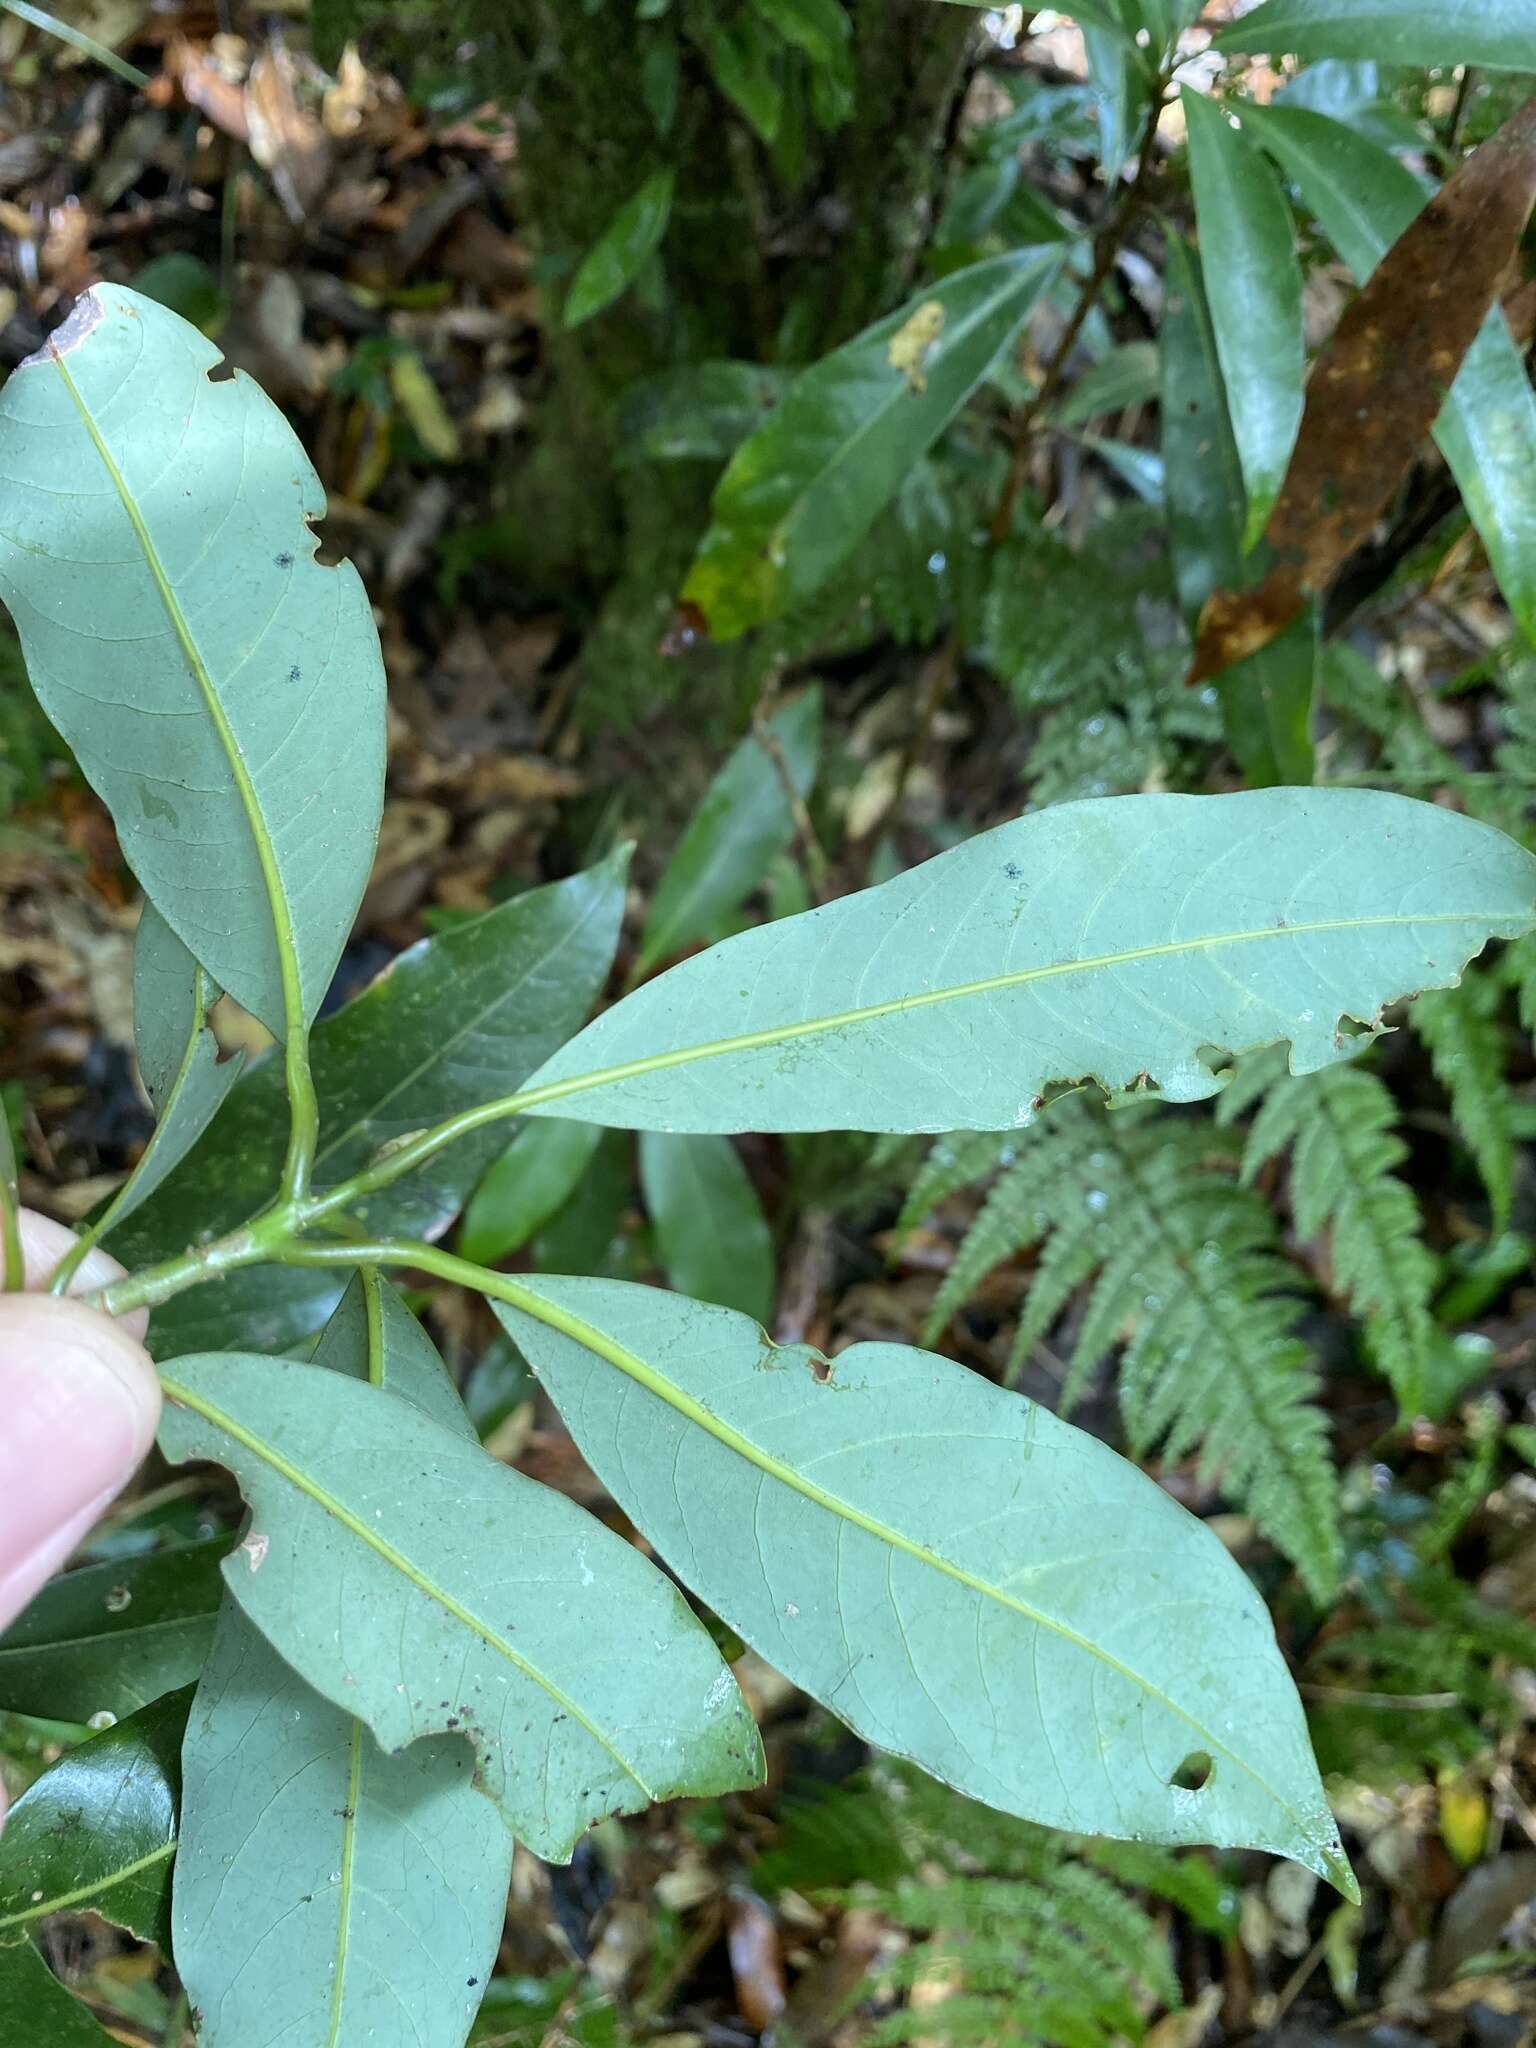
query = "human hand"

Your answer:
(0, 1212), (158, 1826)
